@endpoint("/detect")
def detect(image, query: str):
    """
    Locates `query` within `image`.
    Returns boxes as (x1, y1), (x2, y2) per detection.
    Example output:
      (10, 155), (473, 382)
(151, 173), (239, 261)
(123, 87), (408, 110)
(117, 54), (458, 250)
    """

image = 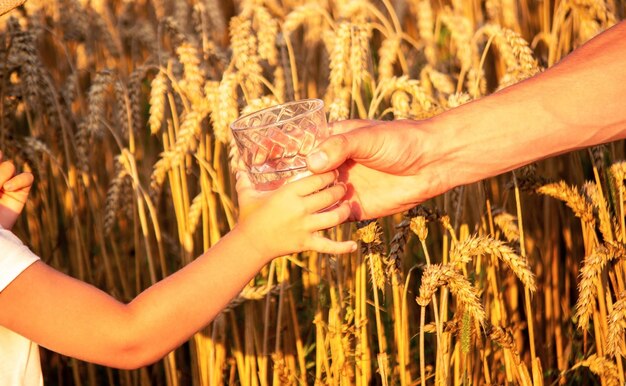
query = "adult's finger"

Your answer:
(306, 123), (380, 173)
